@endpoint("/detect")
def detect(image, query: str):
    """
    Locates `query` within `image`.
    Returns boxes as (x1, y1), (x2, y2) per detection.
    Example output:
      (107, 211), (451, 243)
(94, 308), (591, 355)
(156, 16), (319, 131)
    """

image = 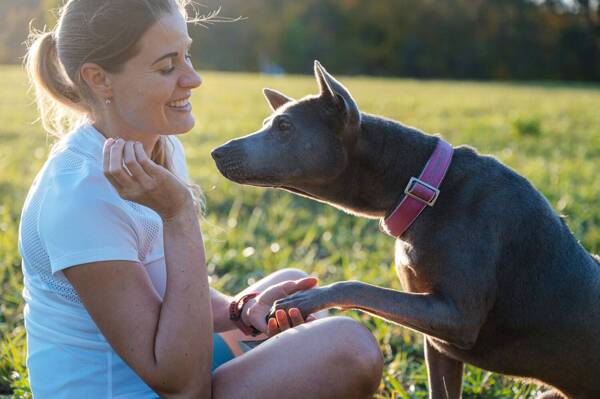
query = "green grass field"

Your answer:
(0, 64), (599, 398)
